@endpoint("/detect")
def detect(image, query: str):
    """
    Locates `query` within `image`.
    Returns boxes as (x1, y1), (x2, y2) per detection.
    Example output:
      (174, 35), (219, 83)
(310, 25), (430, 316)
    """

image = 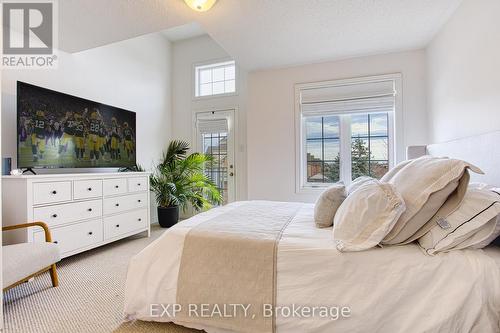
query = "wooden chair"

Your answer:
(2, 222), (60, 291)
